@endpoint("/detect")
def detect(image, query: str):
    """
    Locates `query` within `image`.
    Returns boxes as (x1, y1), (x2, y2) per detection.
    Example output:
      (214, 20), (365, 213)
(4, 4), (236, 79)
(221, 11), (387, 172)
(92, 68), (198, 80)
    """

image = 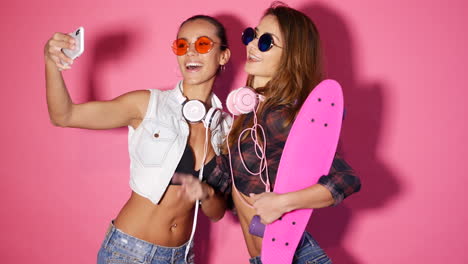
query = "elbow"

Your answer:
(210, 210), (225, 222)
(49, 116), (68, 127)
(208, 206), (226, 222)
(49, 111), (72, 127)
(321, 189), (337, 208)
(50, 118), (65, 127)
(48, 104), (74, 127)
(339, 174), (362, 202)
(327, 194), (336, 207)
(211, 213), (224, 223)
